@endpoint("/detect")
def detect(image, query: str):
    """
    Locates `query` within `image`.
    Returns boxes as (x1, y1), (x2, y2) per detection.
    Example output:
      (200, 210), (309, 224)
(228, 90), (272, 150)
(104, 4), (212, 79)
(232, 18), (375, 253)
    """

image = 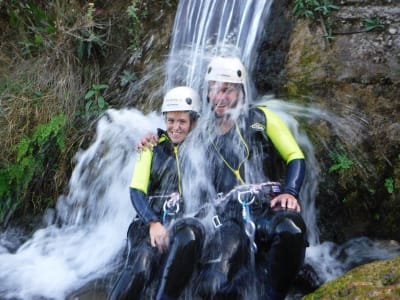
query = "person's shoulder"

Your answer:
(249, 105), (269, 121)
(247, 105), (267, 130)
